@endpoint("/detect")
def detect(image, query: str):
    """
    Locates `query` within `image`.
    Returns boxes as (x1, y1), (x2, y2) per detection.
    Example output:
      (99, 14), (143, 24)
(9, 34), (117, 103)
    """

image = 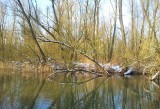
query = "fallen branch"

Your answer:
(29, 9), (111, 76)
(150, 71), (160, 81)
(55, 68), (93, 74)
(37, 38), (110, 76)
(76, 50), (110, 76)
